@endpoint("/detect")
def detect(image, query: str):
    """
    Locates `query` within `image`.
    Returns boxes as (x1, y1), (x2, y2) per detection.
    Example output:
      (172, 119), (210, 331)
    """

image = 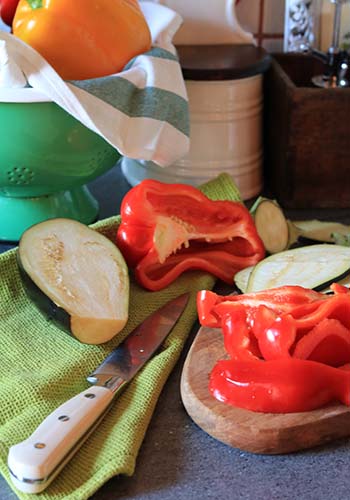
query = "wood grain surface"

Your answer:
(180, 326), (350, 454)
(264, 54), (350, 209)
